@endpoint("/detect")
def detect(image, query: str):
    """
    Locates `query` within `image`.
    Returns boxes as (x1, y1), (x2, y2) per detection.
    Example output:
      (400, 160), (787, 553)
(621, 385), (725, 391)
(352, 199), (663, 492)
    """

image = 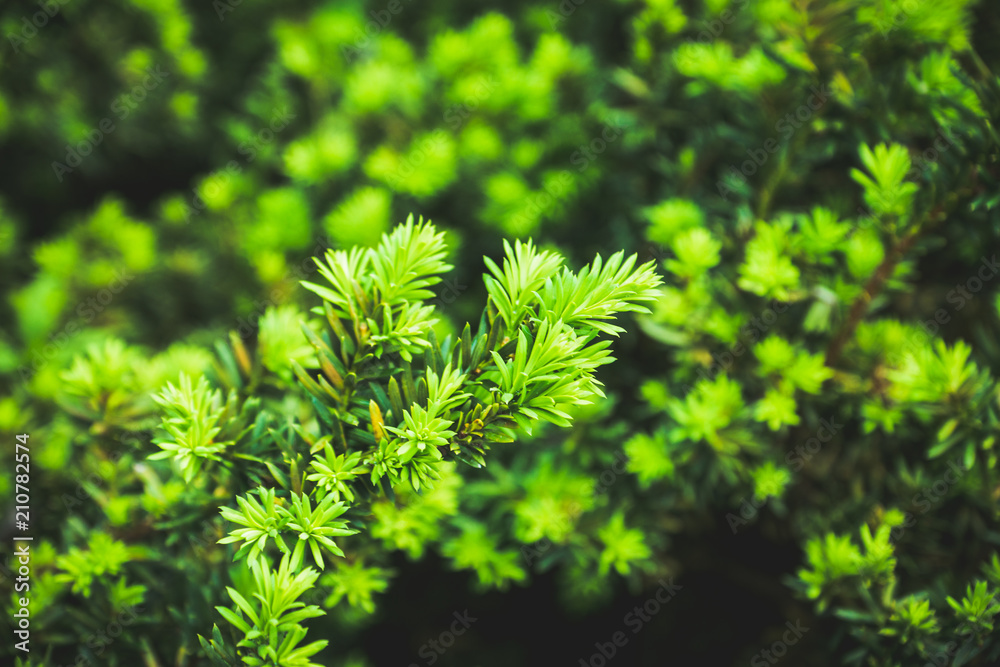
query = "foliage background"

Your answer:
(2, 0), (1000, 665)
